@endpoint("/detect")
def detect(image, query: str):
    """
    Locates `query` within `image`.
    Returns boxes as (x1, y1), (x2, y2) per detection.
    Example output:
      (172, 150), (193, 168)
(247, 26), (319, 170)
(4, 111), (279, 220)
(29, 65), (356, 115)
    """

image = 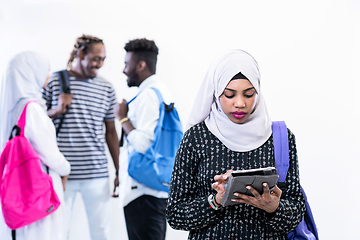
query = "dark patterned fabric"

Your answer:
(166, 122), (305, 240)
